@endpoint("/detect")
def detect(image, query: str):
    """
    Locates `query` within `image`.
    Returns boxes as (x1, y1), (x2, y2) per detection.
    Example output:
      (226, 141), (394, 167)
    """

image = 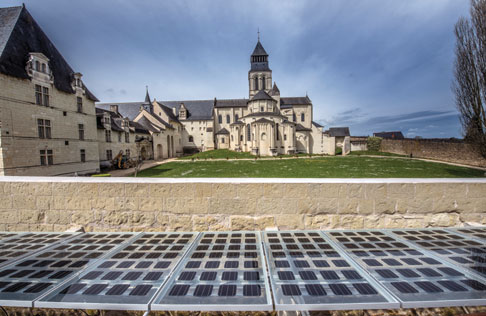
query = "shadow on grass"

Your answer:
(443, 167), (485, 178)
(136, 168), (172, 177)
